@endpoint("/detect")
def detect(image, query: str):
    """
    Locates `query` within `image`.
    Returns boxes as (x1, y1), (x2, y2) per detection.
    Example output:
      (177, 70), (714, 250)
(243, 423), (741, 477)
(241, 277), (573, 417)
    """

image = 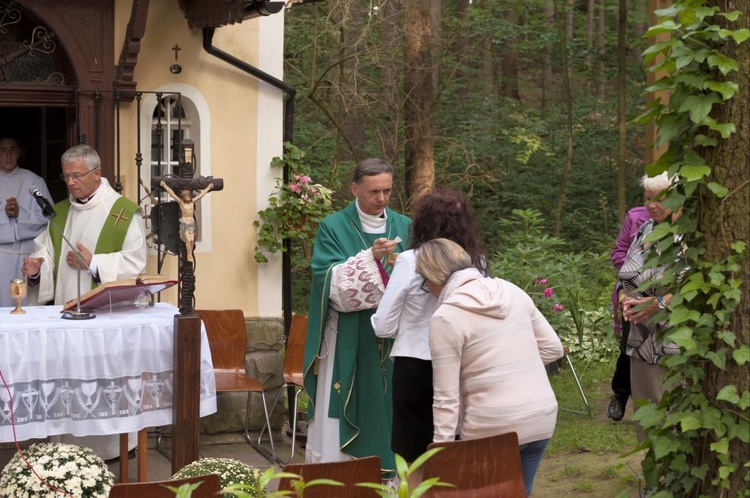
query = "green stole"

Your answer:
(49, 196), (139, 290)
(303, 201), (411, 472)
